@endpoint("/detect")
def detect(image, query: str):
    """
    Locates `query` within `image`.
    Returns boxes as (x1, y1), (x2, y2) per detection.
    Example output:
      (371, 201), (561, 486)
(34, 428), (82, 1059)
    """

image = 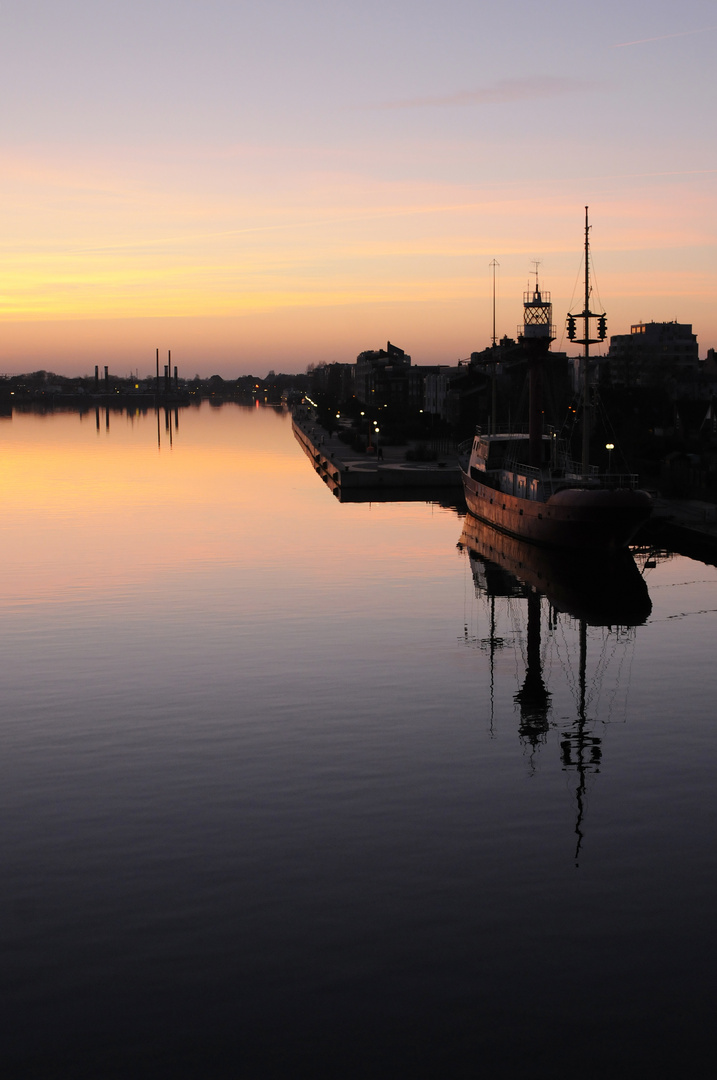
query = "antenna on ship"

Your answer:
(489, 259), (500, 433)
(566, 207), (607, 476)
(489, 259), (499, 347)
